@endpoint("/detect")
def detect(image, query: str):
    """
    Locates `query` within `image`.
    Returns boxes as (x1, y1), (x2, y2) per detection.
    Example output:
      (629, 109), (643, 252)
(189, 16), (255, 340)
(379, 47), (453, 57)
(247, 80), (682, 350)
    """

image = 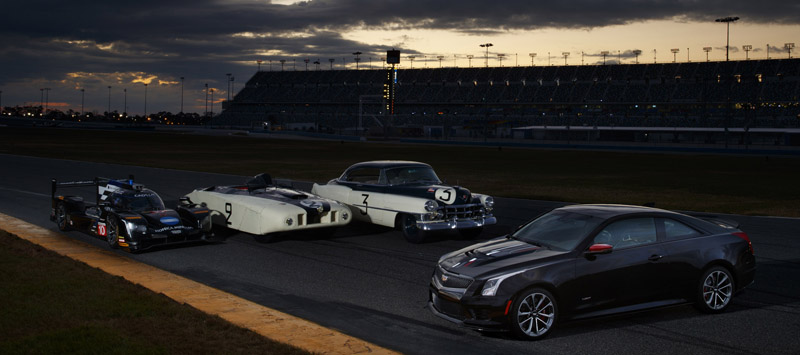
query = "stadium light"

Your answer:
(353, 52), (362, 70)
(703, 47), (712, 62)
(671, 48), (680, 63)
(600, 51), (609, 65)
(408, 55), (416, 69)
(632, 49), (642, 64)
(497, 53), (505, 67)
(279, 59), (286, 71)
(529, 53), (536, 66)
(123, 88), (127, 117)
(466, 54), (474, 68)
(742, 45), (752, 60)
(80, 88), (84, 116)
(257, 60), (262, 71)
(562, 52), (569, 65)
(143, 83), (148, 120)
(436, 55), (445, 68)
(204, 83), (208, 117)
(785, 43), (795, 59)
(314, 59), (320, 70)
(107, 86), (112, 115)
(480, 43), (493, 67)
(226, 73), (231, 101)
(715, 16), (740, 61)
(653, 49), (657, 63)
(328, 58), (335, 70)
(304, 58), (309, 71)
